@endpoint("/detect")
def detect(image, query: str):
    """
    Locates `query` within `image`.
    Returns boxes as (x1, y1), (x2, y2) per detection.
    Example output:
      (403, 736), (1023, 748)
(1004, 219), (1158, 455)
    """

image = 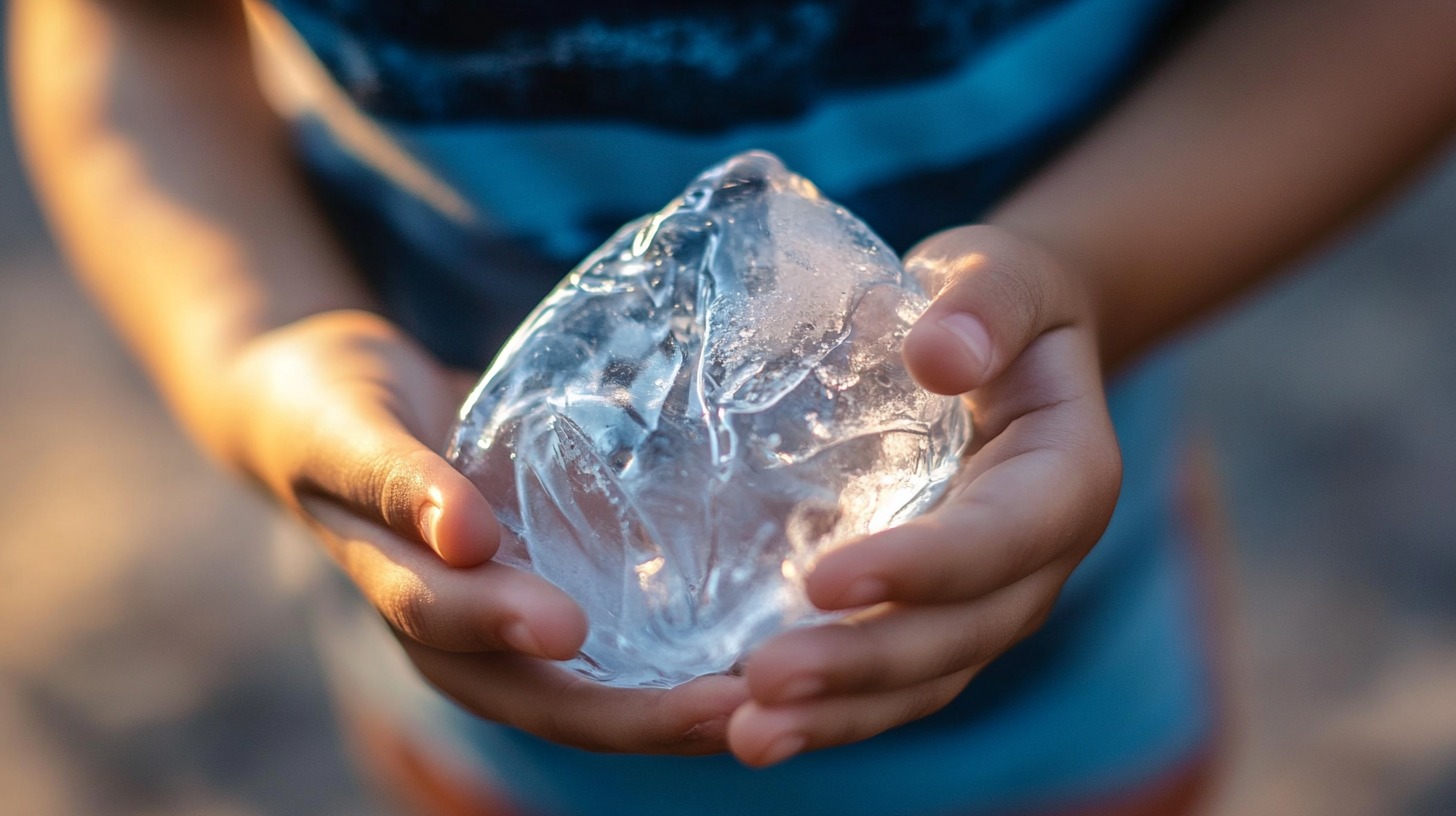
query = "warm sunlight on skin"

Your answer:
(241, 0), (475, 224)
(11, 0), (1456, 786)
